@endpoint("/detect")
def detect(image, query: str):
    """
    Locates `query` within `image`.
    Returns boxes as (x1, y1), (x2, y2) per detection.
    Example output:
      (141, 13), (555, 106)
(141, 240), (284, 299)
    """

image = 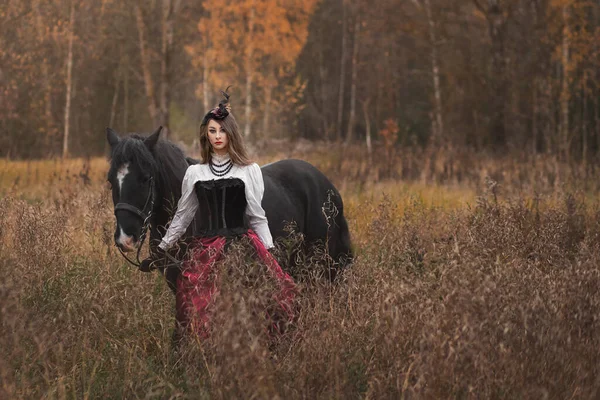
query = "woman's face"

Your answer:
(207, 119), (229, 155)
